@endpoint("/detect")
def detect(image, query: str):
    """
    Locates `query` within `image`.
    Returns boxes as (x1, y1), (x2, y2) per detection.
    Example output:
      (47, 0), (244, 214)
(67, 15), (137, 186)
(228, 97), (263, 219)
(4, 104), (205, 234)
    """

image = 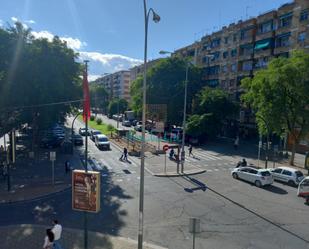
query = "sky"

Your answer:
(0, 0), (291, 80)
